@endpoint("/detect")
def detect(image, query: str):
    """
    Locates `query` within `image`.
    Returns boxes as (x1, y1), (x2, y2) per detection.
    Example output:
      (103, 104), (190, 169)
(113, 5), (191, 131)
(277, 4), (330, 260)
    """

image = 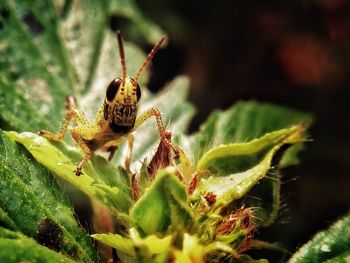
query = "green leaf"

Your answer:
(130, 228), (173, 255)
(0, 1), (73, 129)
(0, 207), (17, 231)
(5, 131), (132, 220)
(0, 74), (52, 132)
(189, 101), (311, 165)
(289, 214), (350, 263)
(92, 230), (173, 261)
(195, 126), (304, 227)
(91, 233), (135, 256)
(186, 102), (311, 228)
(0, 227), (75, 263)
(0, 130), (97, 262)
(195, 126), (304, 212)
(197, 126), (302, 173)
(130, 168), (194, 235)
(324, 250), (350, 263)
(197, 145), (286, 211)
